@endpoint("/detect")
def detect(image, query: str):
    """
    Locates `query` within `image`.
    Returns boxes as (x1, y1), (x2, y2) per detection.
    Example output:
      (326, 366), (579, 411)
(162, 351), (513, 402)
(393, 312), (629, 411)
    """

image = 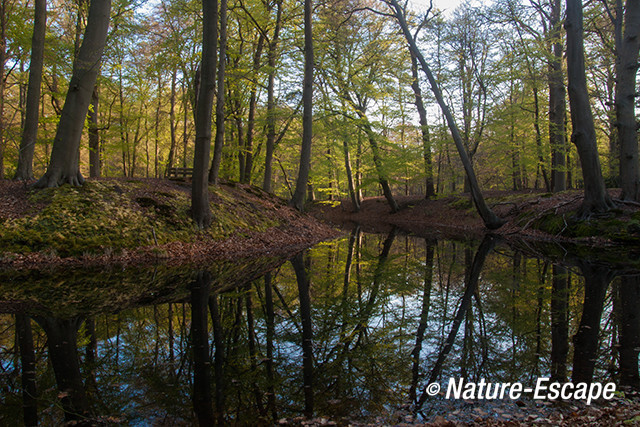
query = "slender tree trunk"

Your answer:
(617, 0), (640, 201)
(208, 0), (228, 184)
(34, 0), (111, 187)
(242, 35), (265, 184)
(290, 0), (313, 211)
(88, 86), (100, 177)
(410, 51), (435, 198)
(565, 0), (613, 215)
(16, 314), (38, 427)
(389, 0), (503, 229)
(263, 0), (282, 193)
(15, 0), (46, 180)
(192, 0), (218, 228)
(341, 113), (359, 211)
(549, 0), (566, 192)
(357, 110), (399, 212)
(0, 0), (6, 179)
(550, 265), (569, 382)
(166, 70), (177, 176)
(618, 275), (640, 387)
